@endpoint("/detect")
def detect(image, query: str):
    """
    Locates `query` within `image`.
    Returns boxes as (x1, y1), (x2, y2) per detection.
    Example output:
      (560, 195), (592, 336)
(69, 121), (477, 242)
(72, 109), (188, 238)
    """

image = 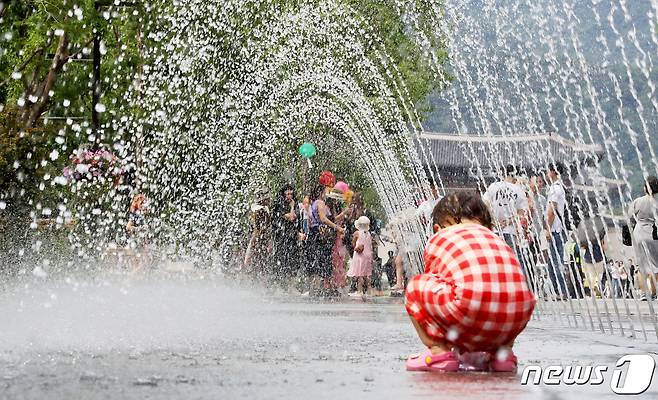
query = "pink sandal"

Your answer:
(406, 349), (459, 372)
(490, 349), (518, 373)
